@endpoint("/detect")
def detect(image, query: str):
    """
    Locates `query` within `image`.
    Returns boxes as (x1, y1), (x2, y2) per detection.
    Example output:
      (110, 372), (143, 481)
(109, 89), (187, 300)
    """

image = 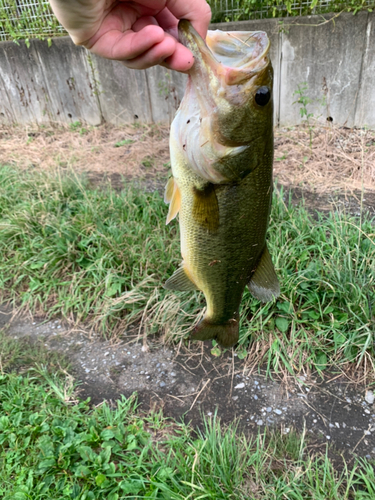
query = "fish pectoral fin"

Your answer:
(248, 245), (280, 302)
(164, 266), (198, 291)
(164, 177), (181, 224)
(192, 183), (219, 232)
